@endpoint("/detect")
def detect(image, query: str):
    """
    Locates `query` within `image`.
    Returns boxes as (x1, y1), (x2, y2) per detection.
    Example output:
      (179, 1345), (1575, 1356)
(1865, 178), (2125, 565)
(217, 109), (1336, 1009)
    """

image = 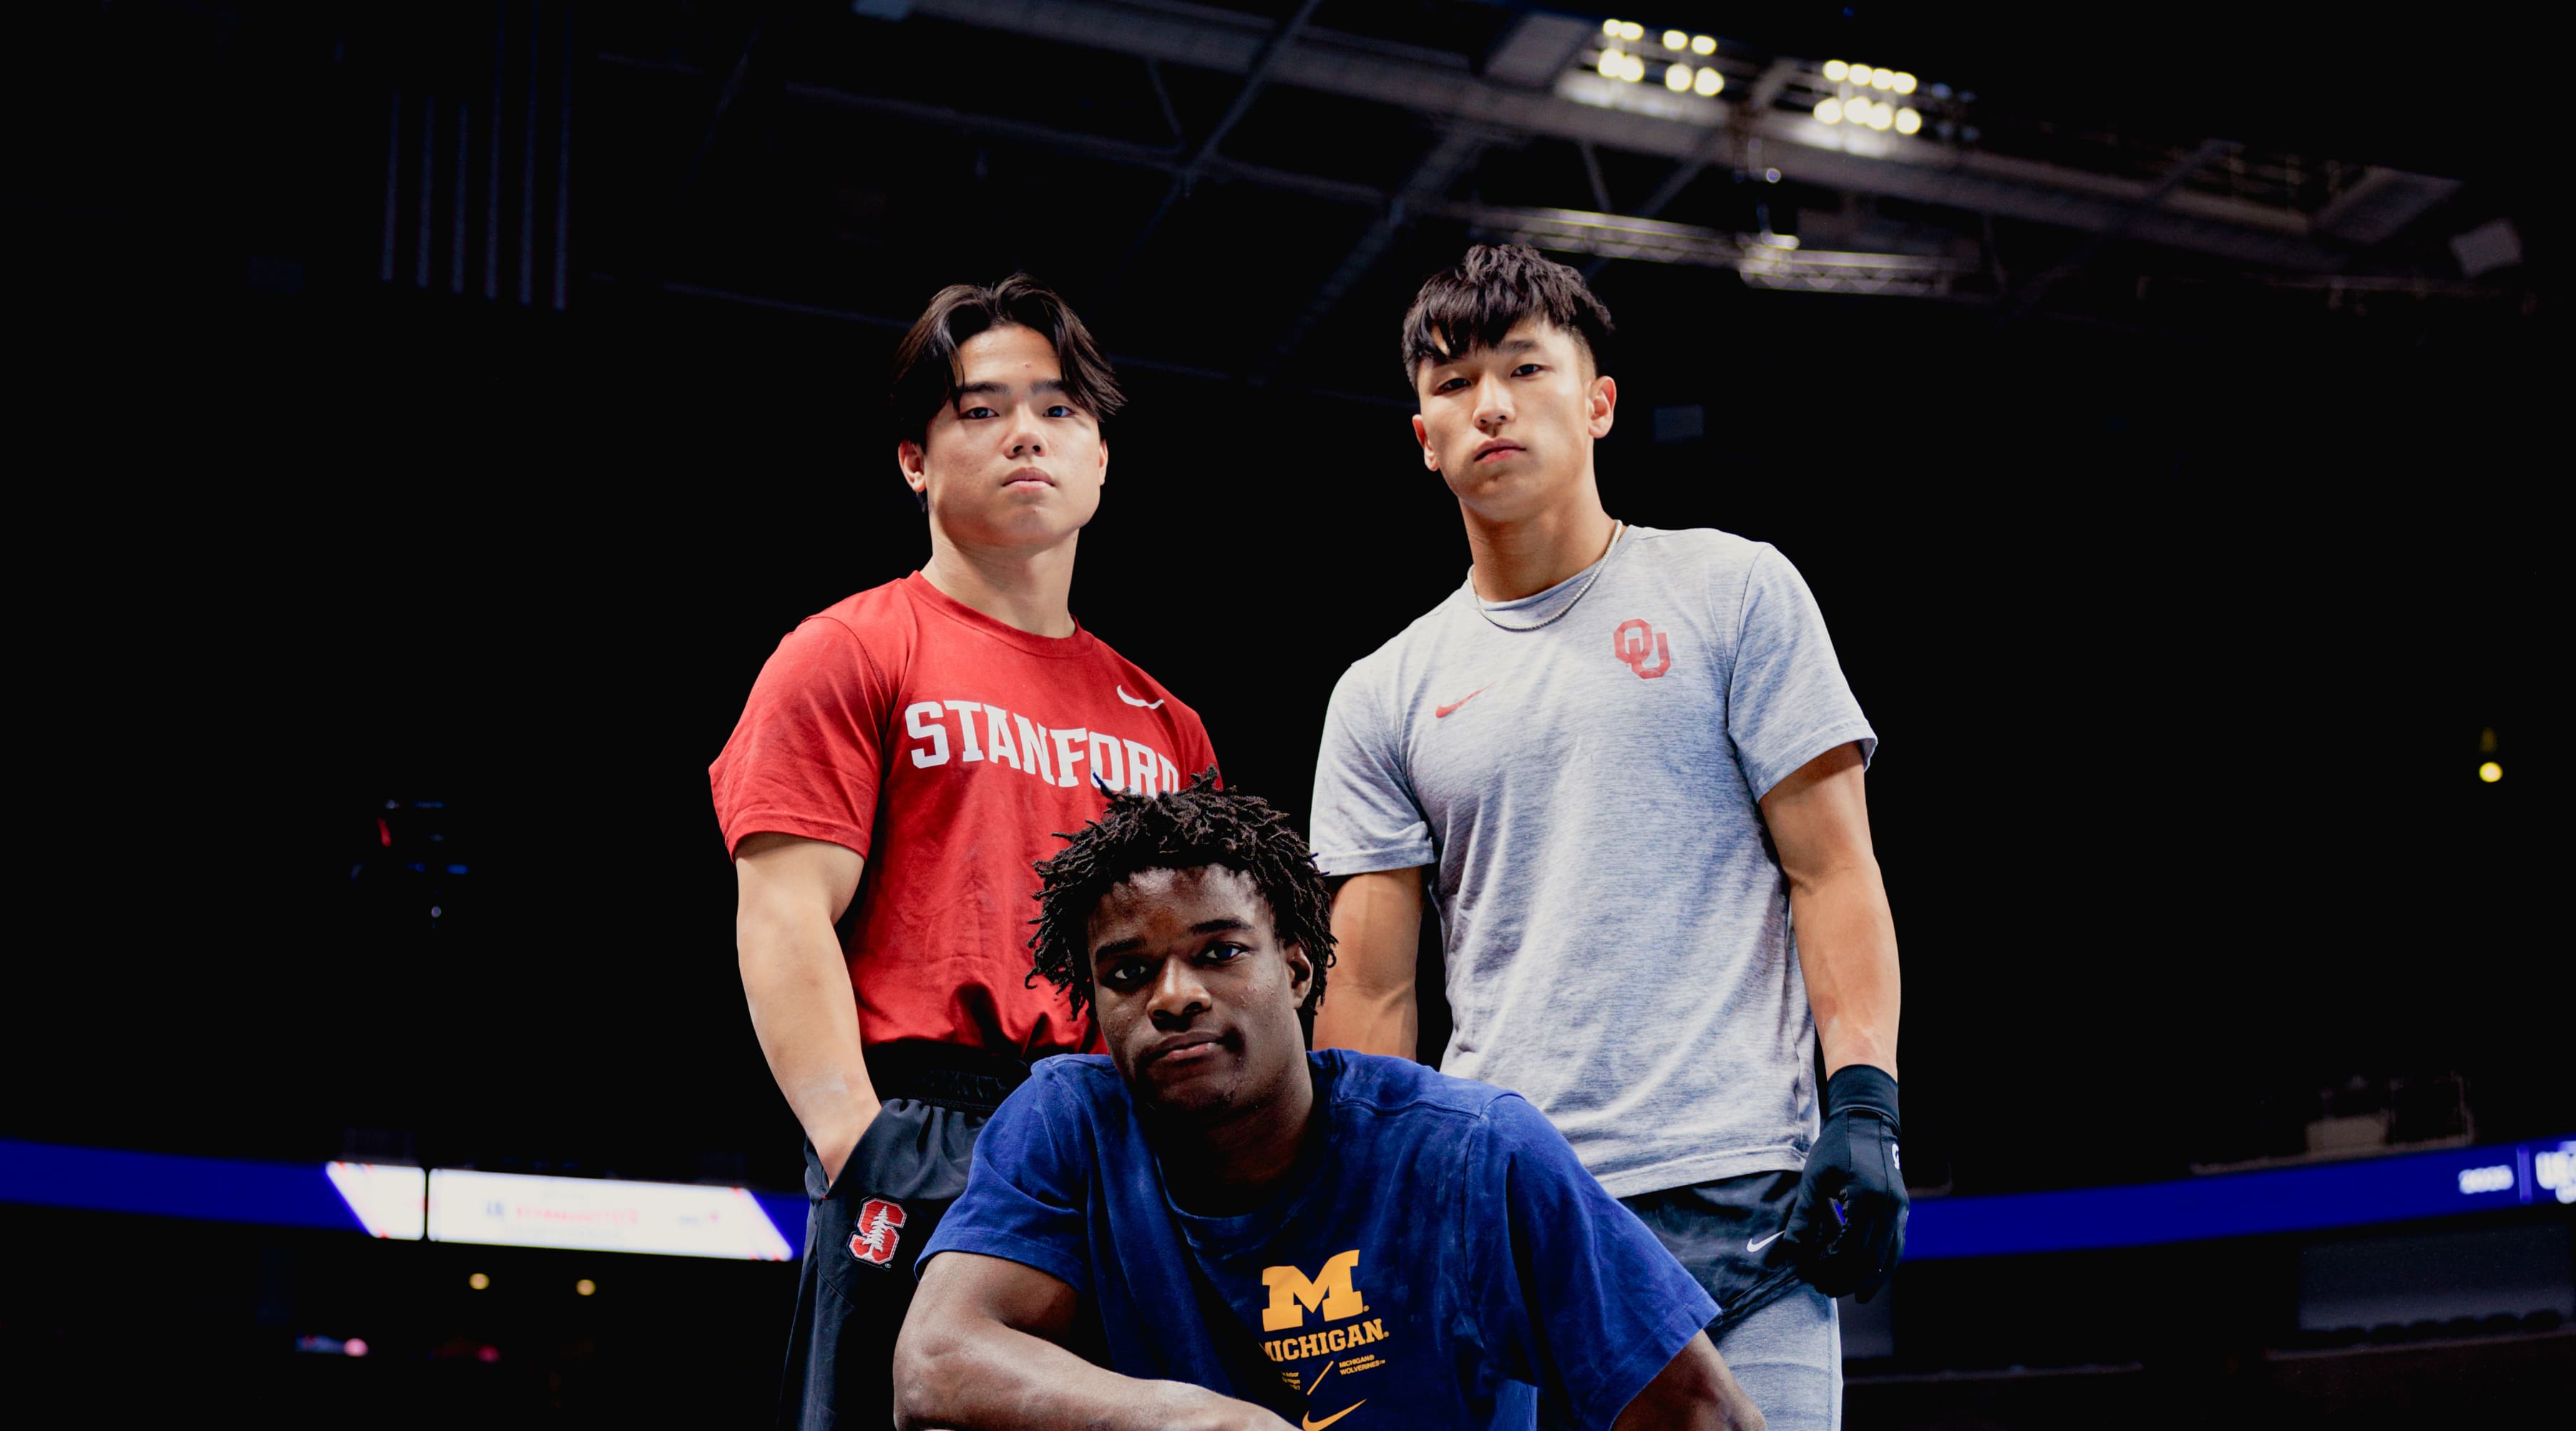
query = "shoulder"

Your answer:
(1628, 524), (1775, 583)
(1327, 593), (1463, 713)
(803, 577), (927, 647)
(1318, 1049), (1521, 1125)
(1080, 633), (1214, 737)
